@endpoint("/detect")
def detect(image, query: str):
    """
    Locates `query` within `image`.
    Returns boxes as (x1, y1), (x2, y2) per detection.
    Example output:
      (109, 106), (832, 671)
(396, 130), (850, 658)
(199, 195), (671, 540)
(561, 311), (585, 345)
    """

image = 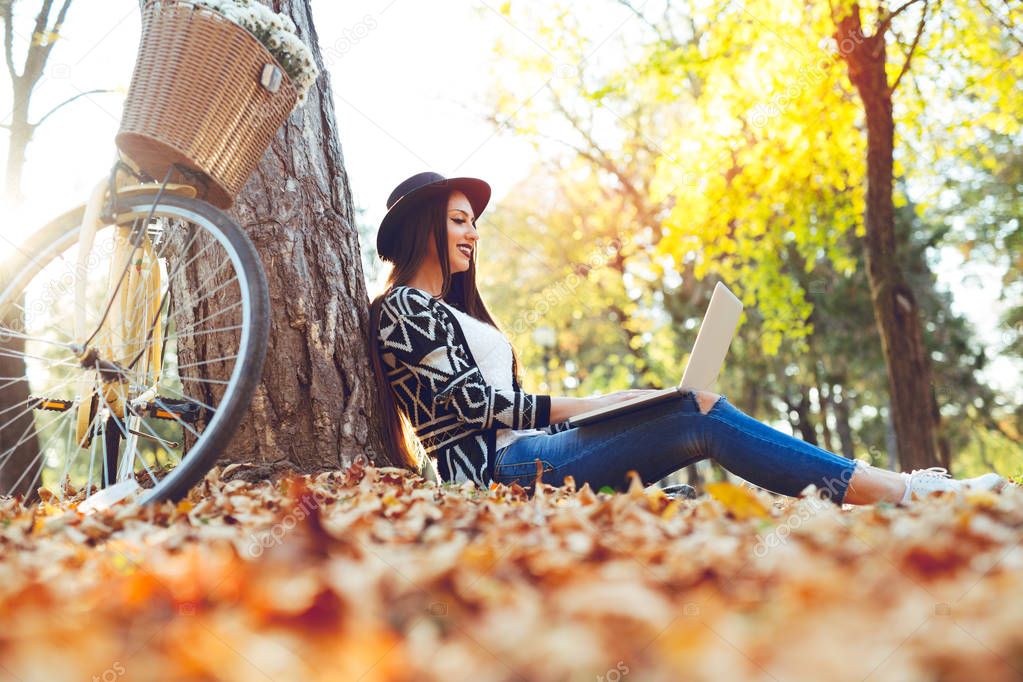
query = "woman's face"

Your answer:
(438, 190), (479, 273)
